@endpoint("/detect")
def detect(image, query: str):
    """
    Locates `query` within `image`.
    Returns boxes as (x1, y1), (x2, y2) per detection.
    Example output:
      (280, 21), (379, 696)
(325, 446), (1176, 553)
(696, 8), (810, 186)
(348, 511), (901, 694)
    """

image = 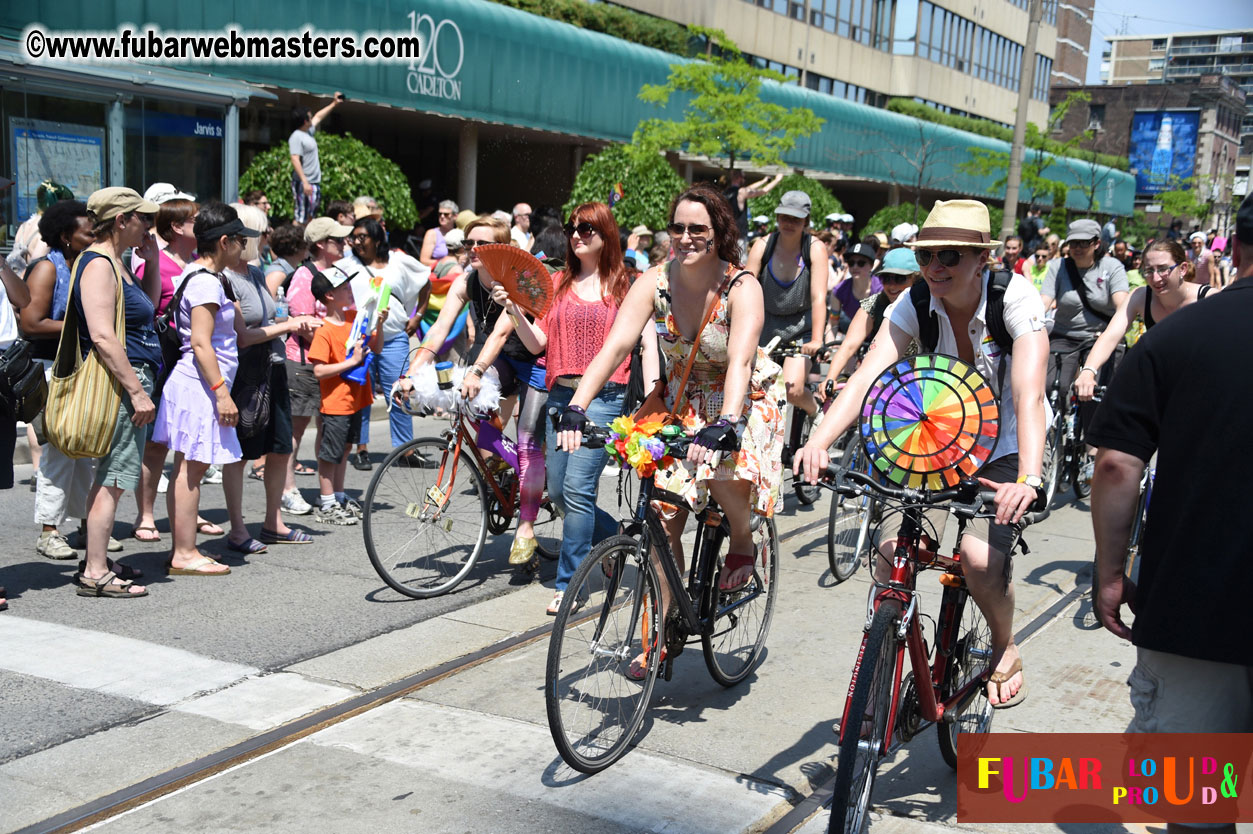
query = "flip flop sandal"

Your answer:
(985, 657), (1028, 709)
(196, 520), (225, 536)
(259, 528), (314, 545)
(625, 645), (666, 682)
(248, 467), (266, 481)
(294, 463), (316, 476)
(75, 571), (148, 598)
(131, 525), (162, 543)
(77, 558), (143, 581)
(167, 556), (231, 576)
(226, 537), (268, 555)
(719, 552), (756, 592)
